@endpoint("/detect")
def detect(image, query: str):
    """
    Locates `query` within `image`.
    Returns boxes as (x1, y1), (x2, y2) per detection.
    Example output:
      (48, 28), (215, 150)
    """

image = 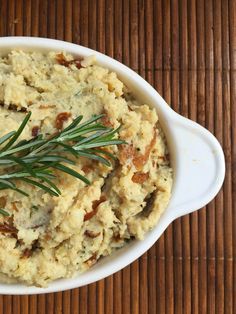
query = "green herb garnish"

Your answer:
(0, 112), (124, 197)
(75, 90), (82, 97)
(0, 208), (10, 216)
